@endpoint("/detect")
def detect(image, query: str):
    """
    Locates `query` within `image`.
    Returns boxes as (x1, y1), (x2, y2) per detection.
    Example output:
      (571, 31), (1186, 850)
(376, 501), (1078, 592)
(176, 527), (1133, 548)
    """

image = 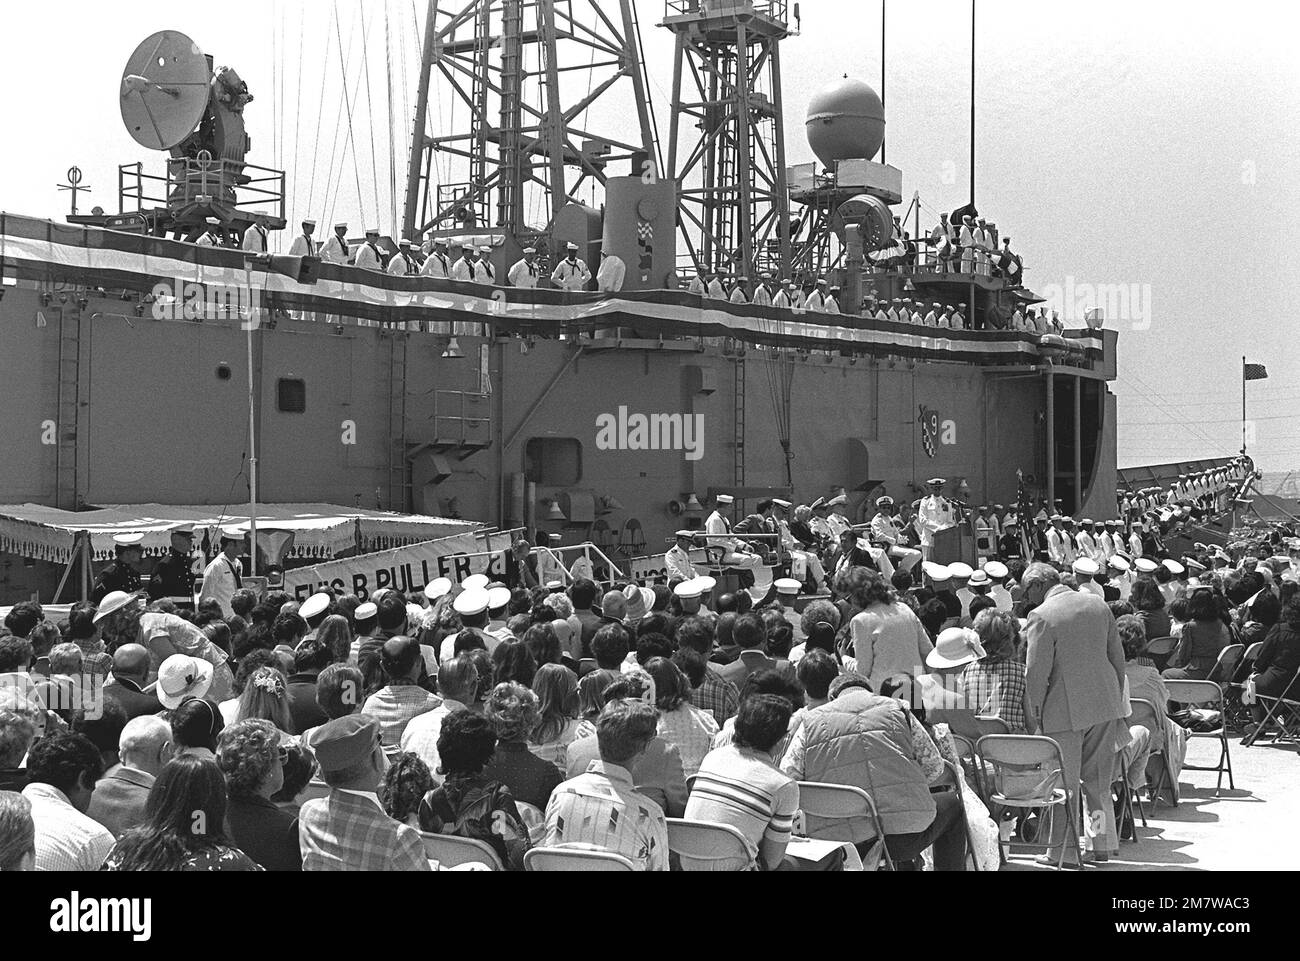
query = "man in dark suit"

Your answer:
(716, 613), (797, 688)
(1022, 562), (1127, 865)
(286, 641), (330, 735)
(87, 715), (172, 838)
(101, 645), (163, 720)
